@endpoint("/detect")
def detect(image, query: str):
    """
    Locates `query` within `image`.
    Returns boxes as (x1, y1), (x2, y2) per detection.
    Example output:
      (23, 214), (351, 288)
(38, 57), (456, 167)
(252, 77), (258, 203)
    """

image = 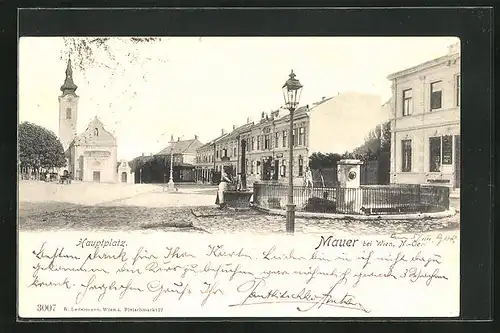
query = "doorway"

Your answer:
(93, 171), (101, 182)
(262, 158), (272, 181)
(121, 172), (127, 183)
(273, 160), (279, 180)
